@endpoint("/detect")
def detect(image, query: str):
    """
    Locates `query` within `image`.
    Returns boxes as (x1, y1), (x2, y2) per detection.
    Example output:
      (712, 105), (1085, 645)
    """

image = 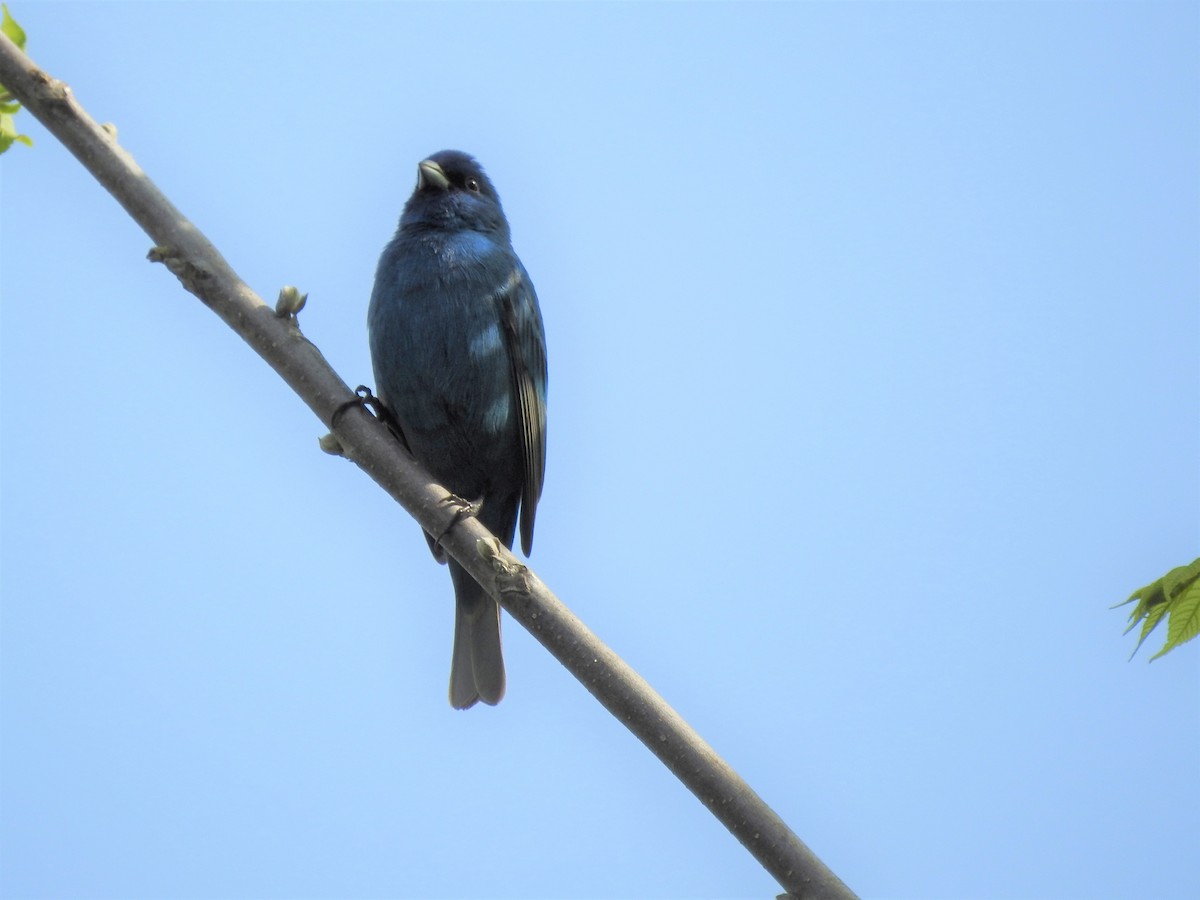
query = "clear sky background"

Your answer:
(2, 3), (1197, 899)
